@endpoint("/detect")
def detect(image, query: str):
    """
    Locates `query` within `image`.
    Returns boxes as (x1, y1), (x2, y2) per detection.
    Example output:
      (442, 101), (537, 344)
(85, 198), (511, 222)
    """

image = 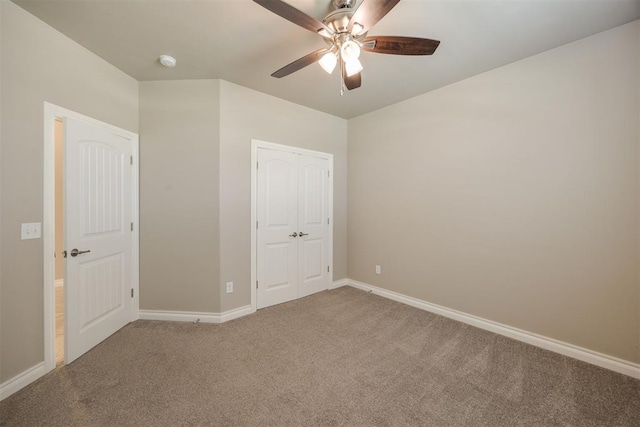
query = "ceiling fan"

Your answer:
(253, 0), (440, 94)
